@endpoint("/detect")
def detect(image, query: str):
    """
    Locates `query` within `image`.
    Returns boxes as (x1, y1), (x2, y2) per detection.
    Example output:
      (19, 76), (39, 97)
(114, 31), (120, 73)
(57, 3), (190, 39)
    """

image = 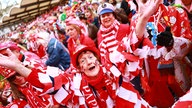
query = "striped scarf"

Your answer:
(80, 66), (116, 108)
(99, 20), (120, 55)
